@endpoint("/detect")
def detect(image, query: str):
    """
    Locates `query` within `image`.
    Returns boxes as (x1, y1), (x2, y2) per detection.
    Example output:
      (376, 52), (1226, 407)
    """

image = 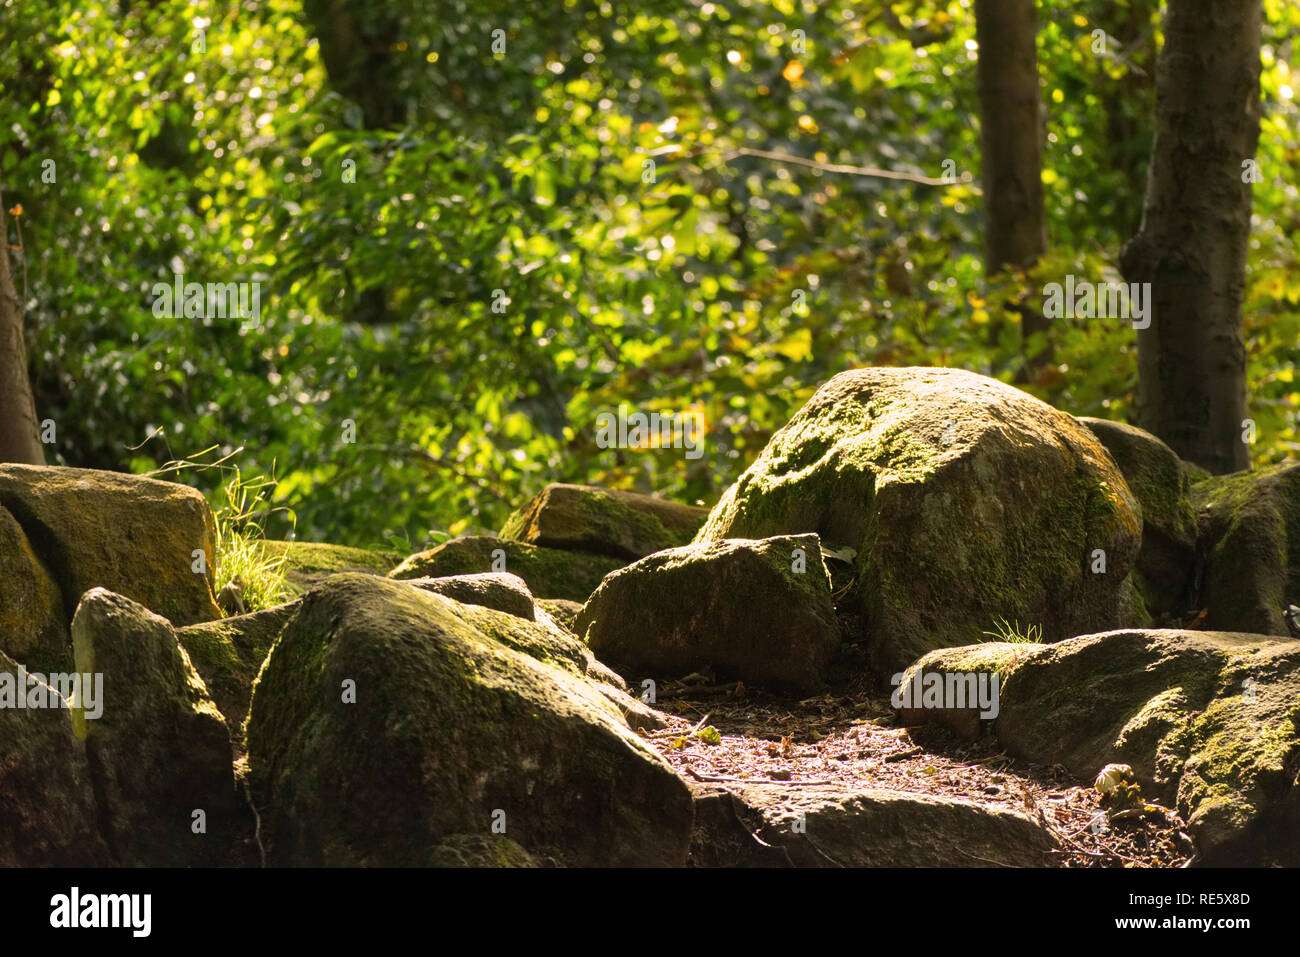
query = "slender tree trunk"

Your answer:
(1121, 0), (1261, 474)
(0, 201), (45, 465)
(974, 0), (1049, 366)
